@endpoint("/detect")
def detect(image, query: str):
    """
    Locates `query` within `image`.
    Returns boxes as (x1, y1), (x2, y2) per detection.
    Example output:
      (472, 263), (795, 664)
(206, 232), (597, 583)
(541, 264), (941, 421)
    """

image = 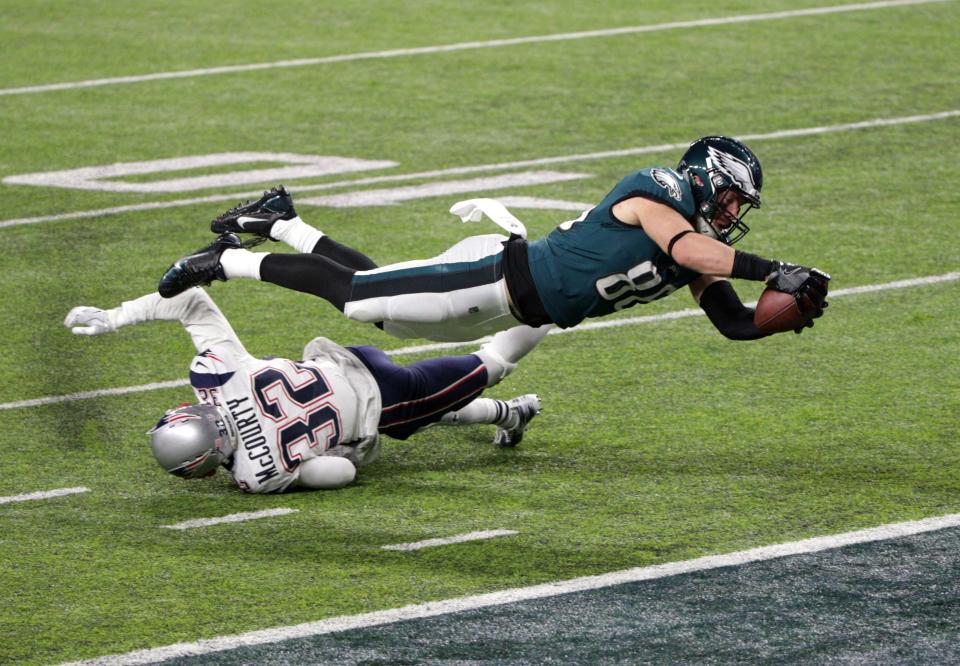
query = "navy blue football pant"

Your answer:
(347, 346), (489, 440)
